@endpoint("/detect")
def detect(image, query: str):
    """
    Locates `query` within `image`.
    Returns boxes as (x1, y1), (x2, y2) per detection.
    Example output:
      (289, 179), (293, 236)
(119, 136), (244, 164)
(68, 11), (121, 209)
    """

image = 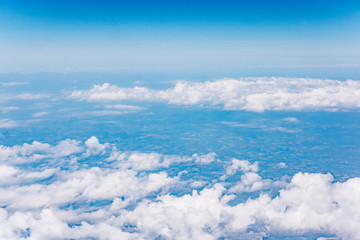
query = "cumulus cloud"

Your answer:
(107, 151), (217, 171)
(70, 77), (360, 112)
(0, 139), (83, 164)
(221, 159), (259, 180)
(84, 136), (108, 156)
(0, 137), (360, 239)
